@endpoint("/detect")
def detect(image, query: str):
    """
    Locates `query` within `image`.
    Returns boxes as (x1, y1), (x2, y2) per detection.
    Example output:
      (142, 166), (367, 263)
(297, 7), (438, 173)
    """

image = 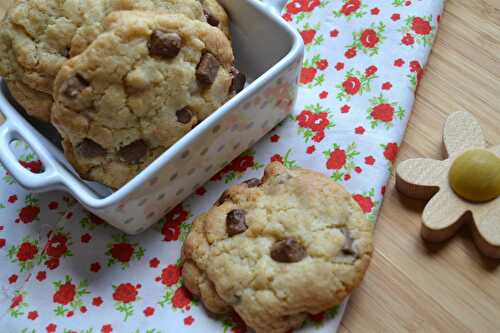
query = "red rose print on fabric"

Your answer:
(355, 126), (365, 135)
(382, 142), (399, 163)
(333, 0), (368, 20)
(401, 33), (414, 46)
(7, 237), (45, 272)
(211, 150), (264, 184)
(184, 315), (195, 326)
(8, 274), (18, 284)
(347, 22), (386, 56)
(101, 324), (113, 333)
(294, 103), (335, 144)
(398, 15), (435, 47)
(44, 230), (73, 269)
(381, 142), (399, 172)
(36, 271), (47, 281)
(353, 188), (379, 221)
(8, 290), (28, 318)
(220, 312), (248, 333)
(90, 262), (101, 273)
(2, 147), (43, 184)
(365, 156), (376, 165)
(27, 310), (38, 320)
(161, 265), (181, 287)
(412, 17), (432, 35)
(382, 82), (393, 90)
(19, 159), (43, 174)
(269, 149), (299, 169)
(45, 257), (60, 270)
(81, 233), (92, 243)
(271, 154), (284, 164)
(159, 204), (191, 242)
(158, 262), (197, 311)
(8, 194), (17, 203)
(285, 0), (321, 23)
(323, 143), (361, 181)
(367, 95), (406, 129)
(391, 13), (401, 21)
(149, 257), (160, 268)
(299, 23), (323, 51)
(46, 323), (57, 332)
(336, 68), (377, 101)
(408, 60), (425, 90)
(143, 306), (155, 317)
(17, 194), (40, 224)
(105, 234), (145, 269)
(344, 47), (357, 59)
(353, 194), (374, 213)
(53, 275), (90, 317)
(172, 287), (193, 309)
(79, 212), (106, 230)
(92, 297), (103, 307)
(113, 283), (141, 321)
(300, 54), (326, 87)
